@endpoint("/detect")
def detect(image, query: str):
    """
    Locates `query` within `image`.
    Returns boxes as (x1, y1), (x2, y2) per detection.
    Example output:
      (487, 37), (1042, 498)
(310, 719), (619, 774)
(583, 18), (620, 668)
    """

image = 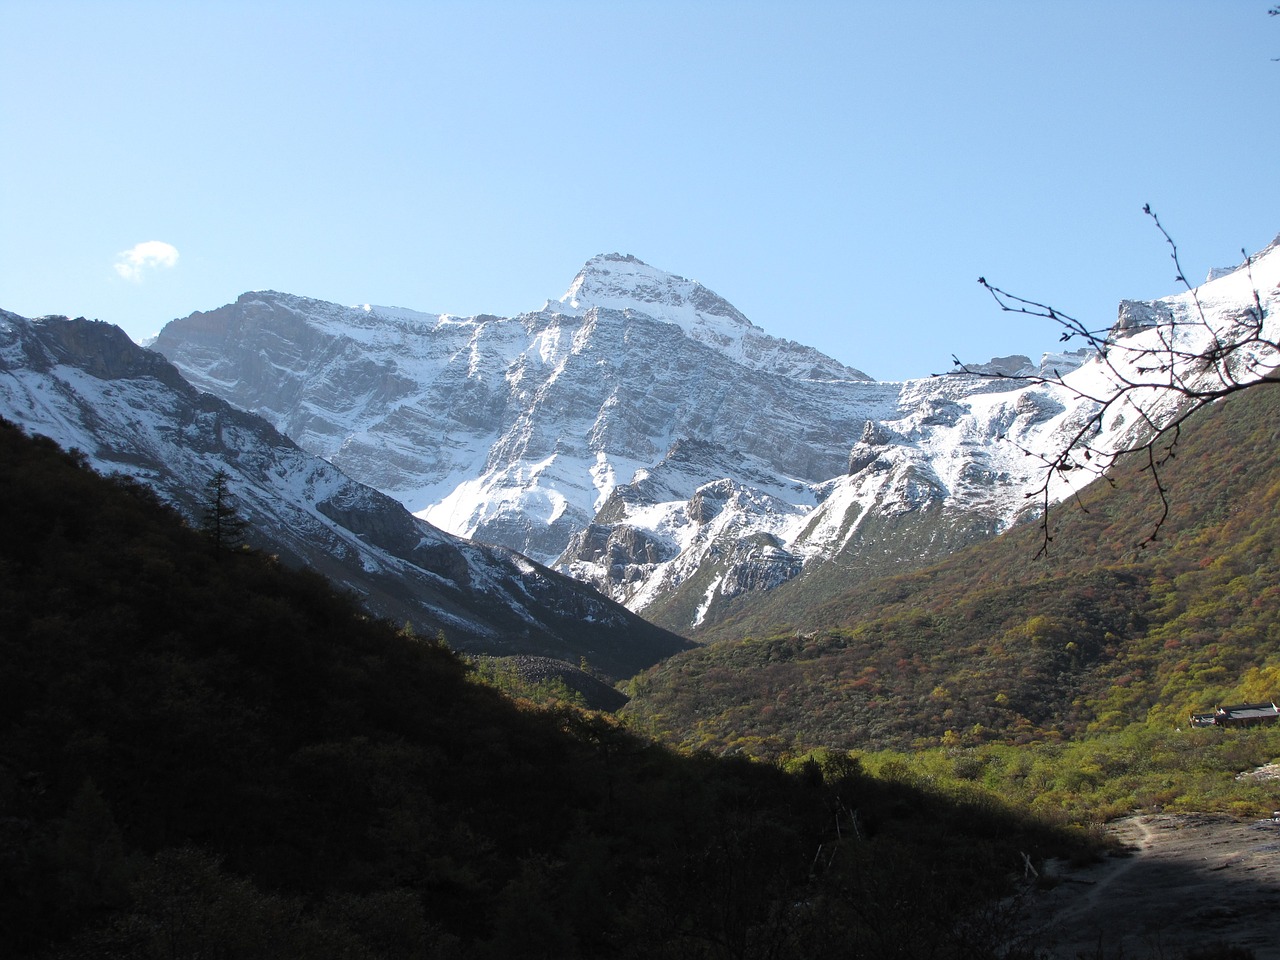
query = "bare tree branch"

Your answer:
(953, 209), (1277, 556)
